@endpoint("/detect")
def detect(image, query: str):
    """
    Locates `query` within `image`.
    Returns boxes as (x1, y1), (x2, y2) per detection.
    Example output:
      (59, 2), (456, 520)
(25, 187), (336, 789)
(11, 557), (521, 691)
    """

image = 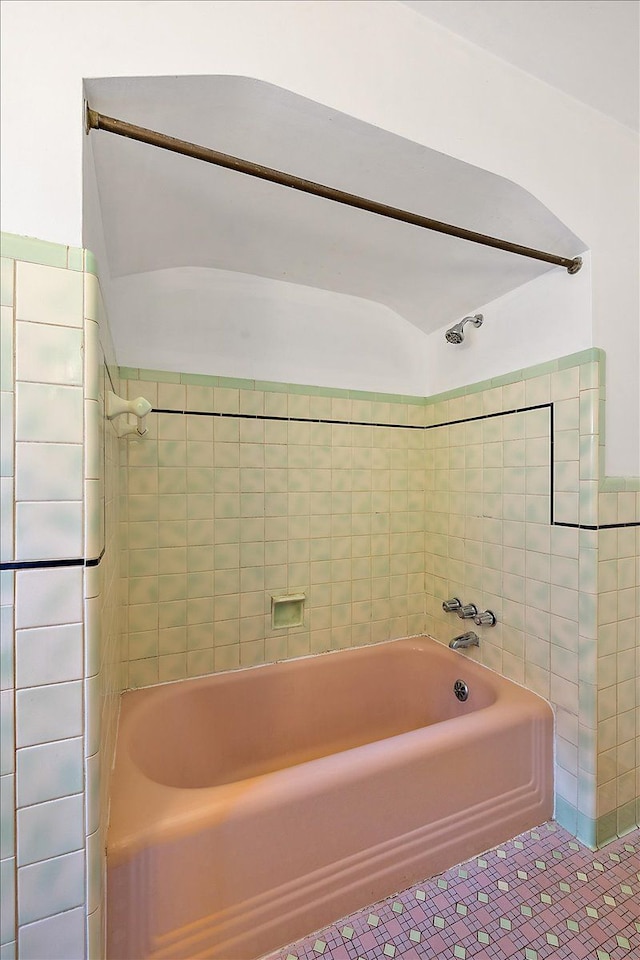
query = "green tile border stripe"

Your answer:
(119, 366), (427, 405)
(1, 231), (99, 275)
(120, 351), (604, 407)
(601, 477), (640, 492)
(424, 349), (605, 406)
